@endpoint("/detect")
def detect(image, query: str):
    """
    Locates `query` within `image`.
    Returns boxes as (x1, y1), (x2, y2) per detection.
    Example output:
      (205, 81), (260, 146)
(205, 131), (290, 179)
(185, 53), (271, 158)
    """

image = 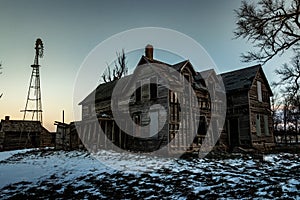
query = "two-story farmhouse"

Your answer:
(78, 45), (274, 154)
